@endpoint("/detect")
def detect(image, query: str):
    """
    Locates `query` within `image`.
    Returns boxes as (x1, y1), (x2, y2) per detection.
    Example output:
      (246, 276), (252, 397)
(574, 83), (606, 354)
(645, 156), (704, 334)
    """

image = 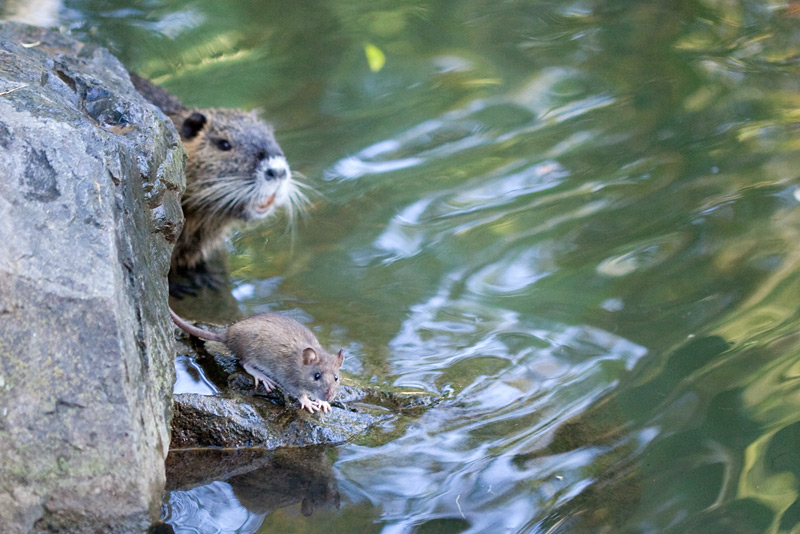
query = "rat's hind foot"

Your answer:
(242, 363), (277, 393)
(255, 375), (278, 393)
